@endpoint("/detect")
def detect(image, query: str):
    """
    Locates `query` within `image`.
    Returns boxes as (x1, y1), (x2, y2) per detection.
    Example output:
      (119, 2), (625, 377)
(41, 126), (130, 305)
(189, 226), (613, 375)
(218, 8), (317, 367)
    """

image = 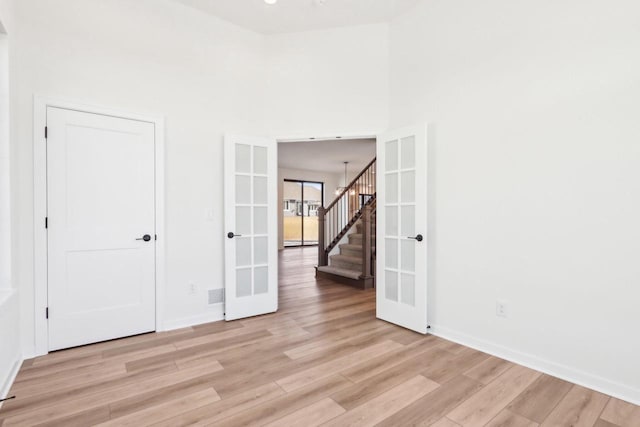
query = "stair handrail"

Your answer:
(325, 157), (376, 212)
(317, 157), (376, 267)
